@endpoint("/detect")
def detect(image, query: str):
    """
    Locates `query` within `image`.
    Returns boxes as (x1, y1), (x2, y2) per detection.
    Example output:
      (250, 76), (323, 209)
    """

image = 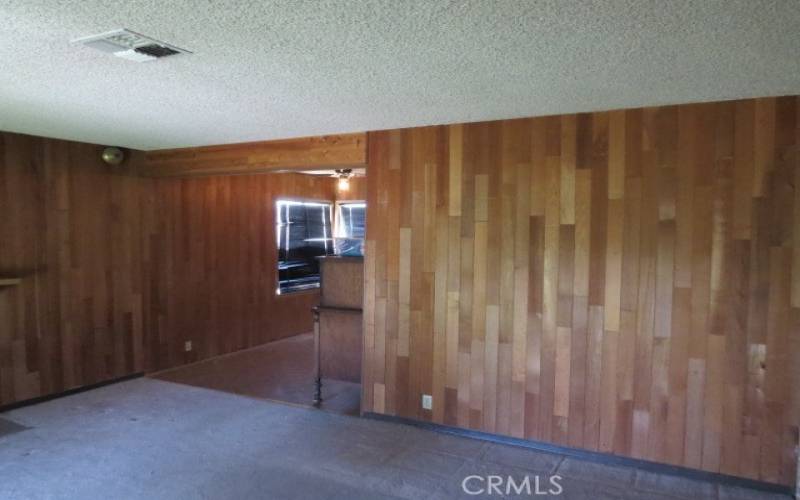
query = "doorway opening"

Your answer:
(151, 169), (366, 416)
